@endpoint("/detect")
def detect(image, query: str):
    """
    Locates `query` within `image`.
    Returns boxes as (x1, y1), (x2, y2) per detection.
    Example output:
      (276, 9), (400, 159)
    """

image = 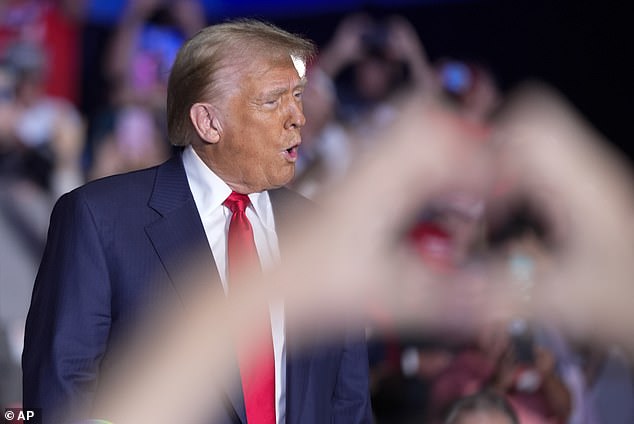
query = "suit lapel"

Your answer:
(145, 153), (219, 288)
(144, 153), (247, 424)
(145, 181), (312, 423)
